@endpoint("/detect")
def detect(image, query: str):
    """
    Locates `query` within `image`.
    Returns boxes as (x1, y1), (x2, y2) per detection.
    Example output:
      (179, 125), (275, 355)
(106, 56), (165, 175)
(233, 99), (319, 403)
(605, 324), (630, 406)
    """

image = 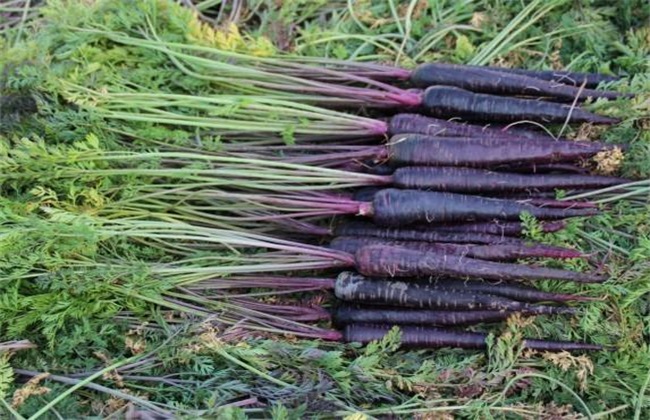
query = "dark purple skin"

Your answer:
(428, 278), (595, 303)
(354, 245), (607, 283)
(387, 134), (617, 167)
(343, 324), (603, 351)
(491, 191), (567, 200)
(391, 166), (627, 193)
(333, 305), (513, 326)
(489, 124), (559, 140)
(410, 63), (629, 101)
(362, 163), (396, 175)
(423, 220), (566, 237)
(480, 66), (620, 88)
(353, 187), (383, 202)
(370, 189), (598, 226)
(421, 86), (620, 124)
(330, 236), (584, 261)
(334, 272), (575, 314)
(387, 113), (552, 140)
(354, 186), (588, 206)
(334, 221), (525, 245)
